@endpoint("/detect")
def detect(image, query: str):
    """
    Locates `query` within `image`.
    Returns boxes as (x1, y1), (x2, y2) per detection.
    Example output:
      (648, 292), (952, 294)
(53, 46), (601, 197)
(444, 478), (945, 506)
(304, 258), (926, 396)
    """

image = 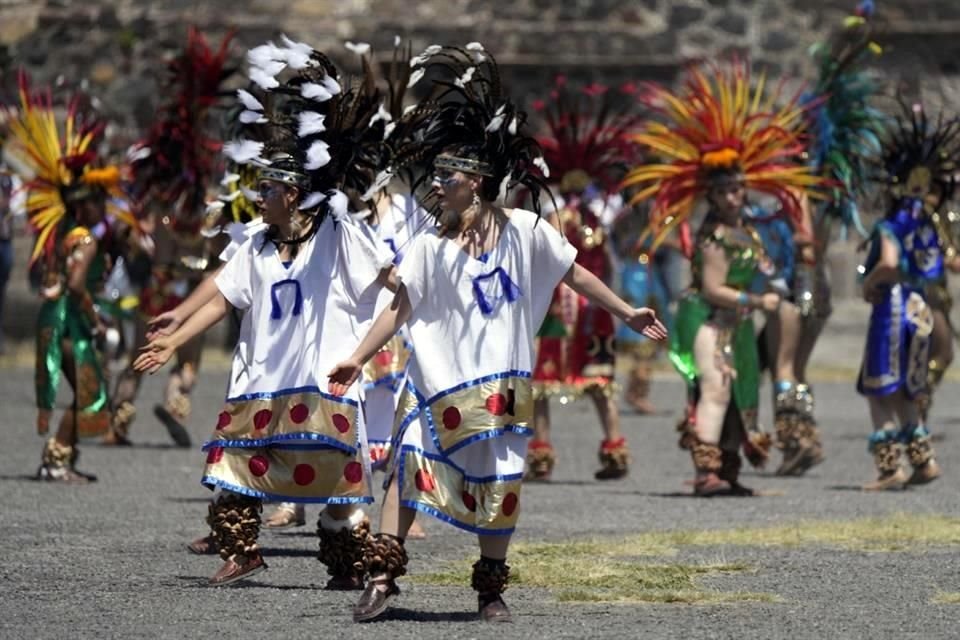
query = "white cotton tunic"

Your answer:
(361, 194), (430, 467)
(201, 215), (394, 504)
(390, 208), (577, 534)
